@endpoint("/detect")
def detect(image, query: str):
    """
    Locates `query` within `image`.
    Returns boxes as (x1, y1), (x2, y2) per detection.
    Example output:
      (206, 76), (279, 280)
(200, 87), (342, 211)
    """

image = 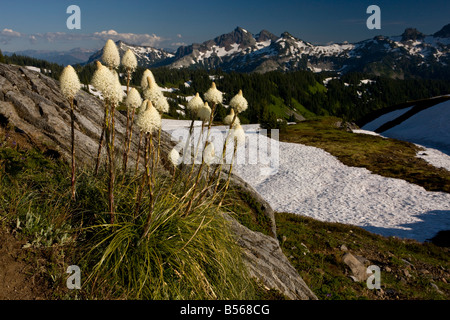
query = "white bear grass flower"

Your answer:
(229, 123), (246, 147)
(59, 65), (81, 200)
(223, 109), (240, 127)
(141, 69), (156, 89)
(204, 82), (223, 105)
(125, 87), (142, 109)
(187, 93), (204, 116)
(122, 49), (137, 73)
(197, 102), (212, 122)
(169, 148), (182, 167)
(136, 100), (162, 134)
(102, 39), (120, 70)
(230, 89), (248, 114)
(60, 65), (81, 100)
(203, 142), (216, 166)
(122, 87), (142, 173)
(91, 61), (115, 99)
(143, 76), (169, 114)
